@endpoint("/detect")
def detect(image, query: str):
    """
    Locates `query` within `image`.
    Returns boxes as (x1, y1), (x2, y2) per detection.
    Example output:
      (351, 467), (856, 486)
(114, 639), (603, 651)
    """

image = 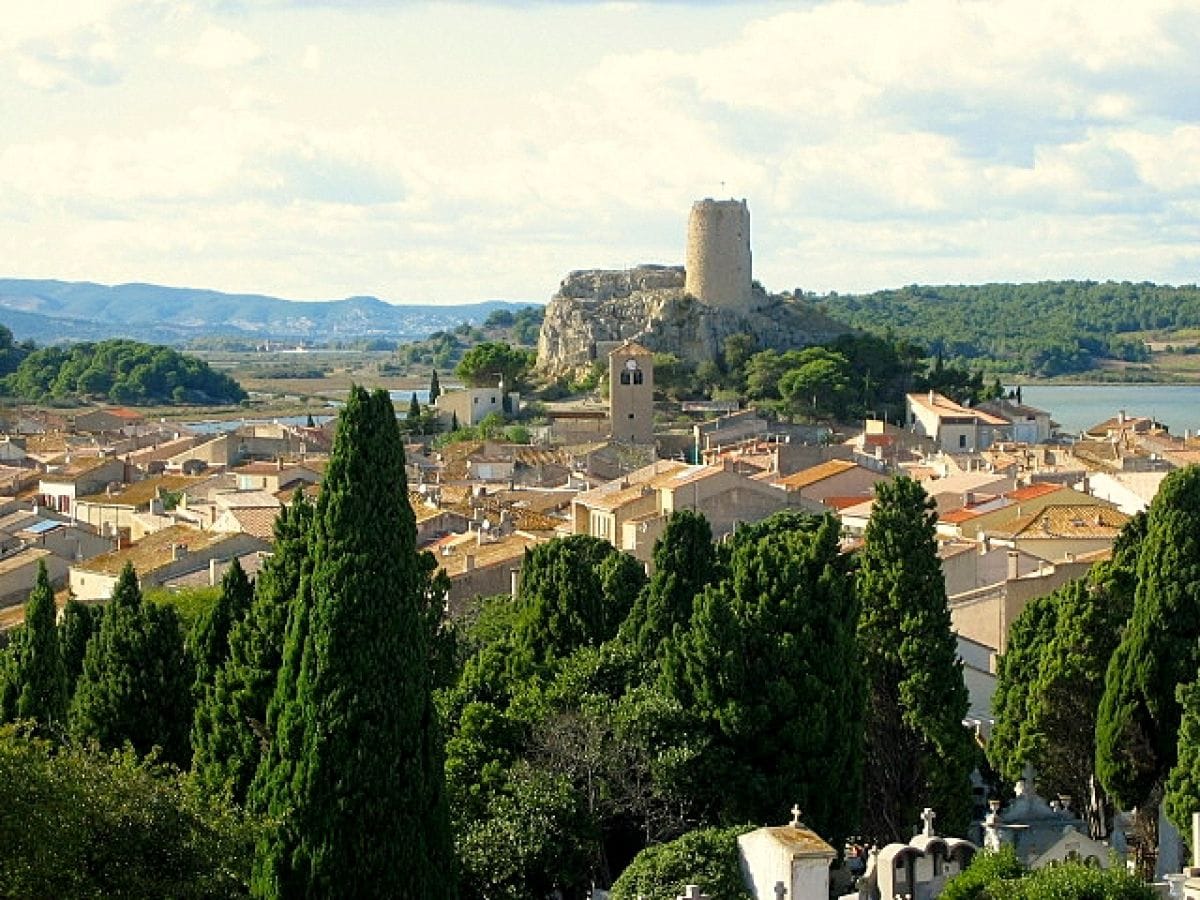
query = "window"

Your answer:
(632, 371), (643, 385)
(620, 371), (631, 385)
(958, 434), (967, 449)
(628, 413), (634, 419)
